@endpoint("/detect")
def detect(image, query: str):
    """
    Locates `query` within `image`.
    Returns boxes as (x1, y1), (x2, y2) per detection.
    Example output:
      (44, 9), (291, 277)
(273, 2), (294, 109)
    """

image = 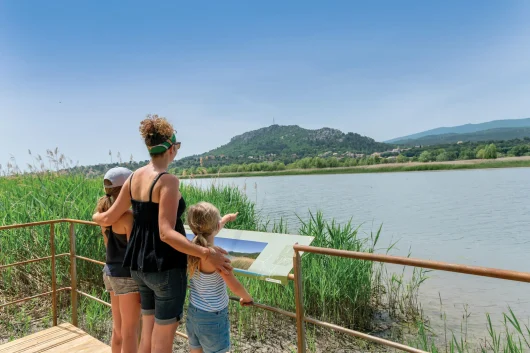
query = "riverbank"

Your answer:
(180, 156), (530, 179)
